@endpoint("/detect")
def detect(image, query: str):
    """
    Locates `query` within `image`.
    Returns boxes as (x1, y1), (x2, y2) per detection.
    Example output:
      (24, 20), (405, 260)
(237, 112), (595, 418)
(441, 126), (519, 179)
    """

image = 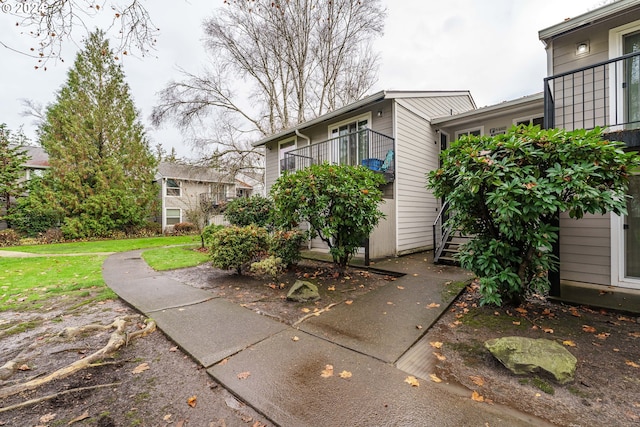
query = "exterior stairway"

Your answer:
(433, 231), (472, 265)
